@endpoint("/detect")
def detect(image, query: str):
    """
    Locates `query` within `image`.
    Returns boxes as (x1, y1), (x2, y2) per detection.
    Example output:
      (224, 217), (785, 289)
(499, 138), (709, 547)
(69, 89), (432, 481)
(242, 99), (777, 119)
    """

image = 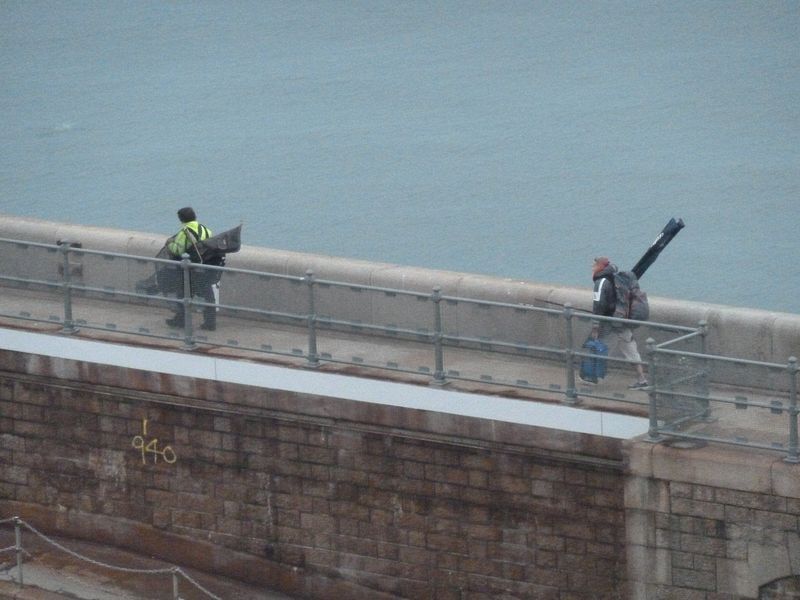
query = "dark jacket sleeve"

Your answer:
(592, 276), (616, 317)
